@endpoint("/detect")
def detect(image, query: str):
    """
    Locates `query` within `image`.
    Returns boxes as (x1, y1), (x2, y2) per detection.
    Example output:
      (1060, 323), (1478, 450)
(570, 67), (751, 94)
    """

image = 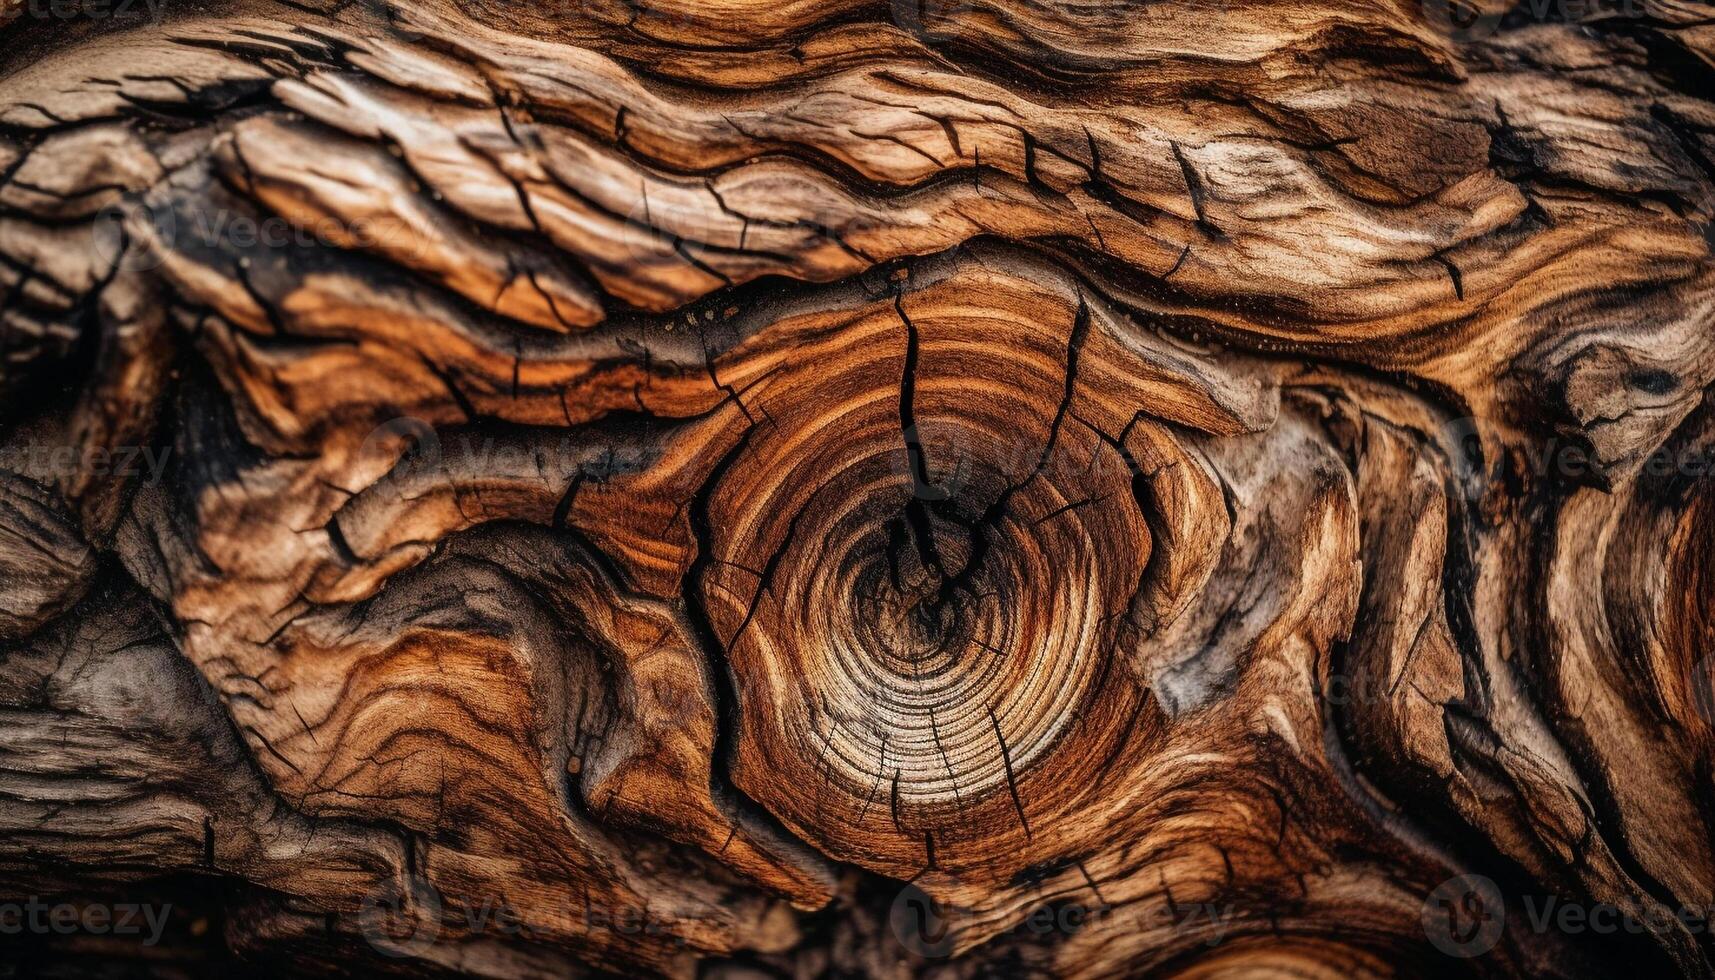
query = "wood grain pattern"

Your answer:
(0, 0), (1712, 976)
